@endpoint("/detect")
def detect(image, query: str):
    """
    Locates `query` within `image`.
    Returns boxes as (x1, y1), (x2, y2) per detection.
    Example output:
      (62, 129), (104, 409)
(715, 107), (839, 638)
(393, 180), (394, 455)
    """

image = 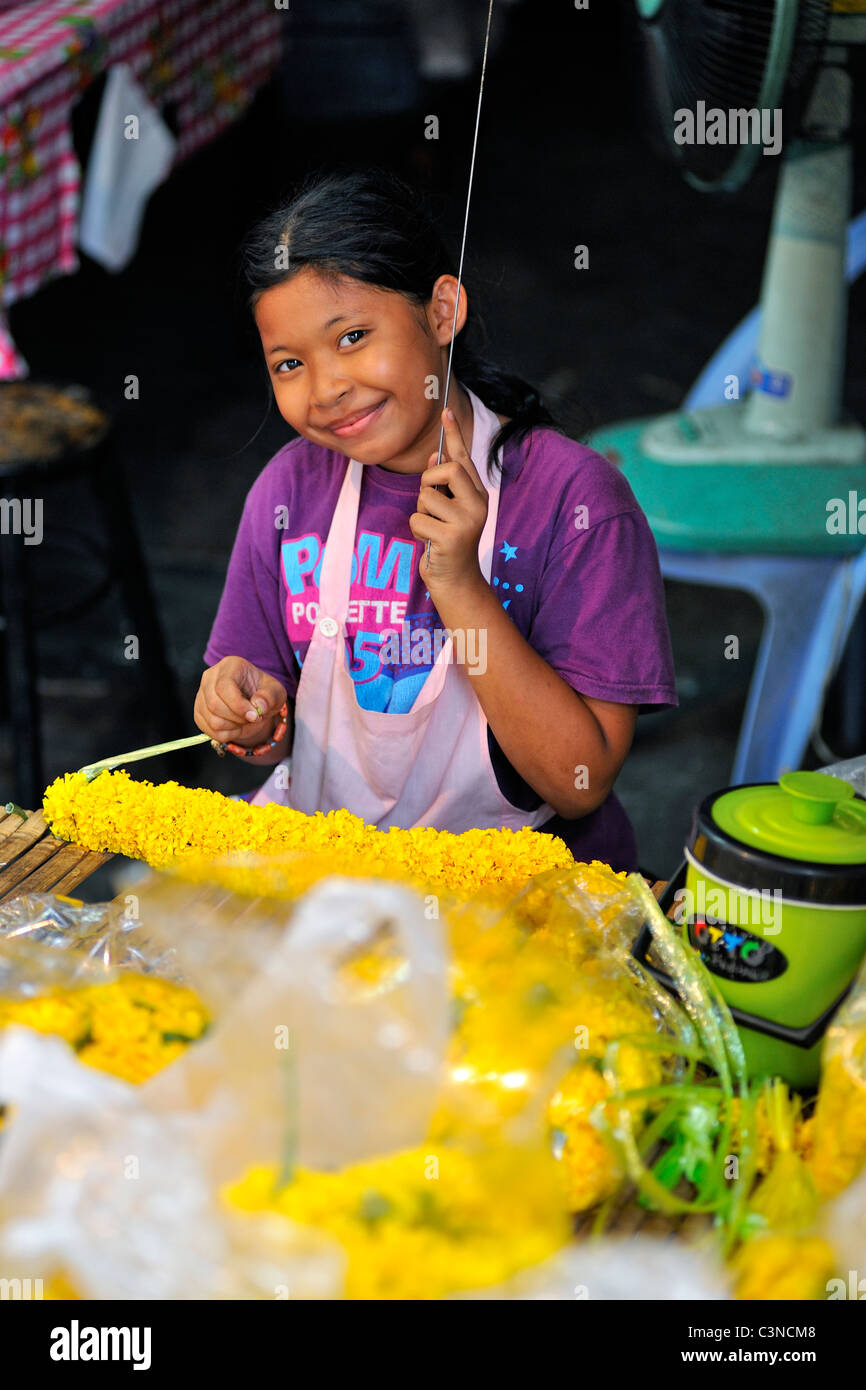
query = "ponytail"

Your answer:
(452, 344), (557, 473)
